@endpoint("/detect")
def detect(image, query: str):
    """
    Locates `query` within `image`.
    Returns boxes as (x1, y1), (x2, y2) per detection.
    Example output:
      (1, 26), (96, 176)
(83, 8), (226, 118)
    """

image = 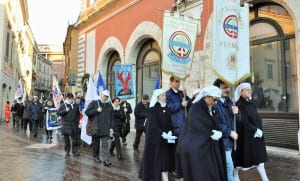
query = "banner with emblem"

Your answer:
(52, 76), (63, 108)
(114, 64), (134, 99)
(15, 79), (24, 100)
(162, 12), (198, 80)
(212, 0), (250, 86)
(46, 108), (62, 130)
